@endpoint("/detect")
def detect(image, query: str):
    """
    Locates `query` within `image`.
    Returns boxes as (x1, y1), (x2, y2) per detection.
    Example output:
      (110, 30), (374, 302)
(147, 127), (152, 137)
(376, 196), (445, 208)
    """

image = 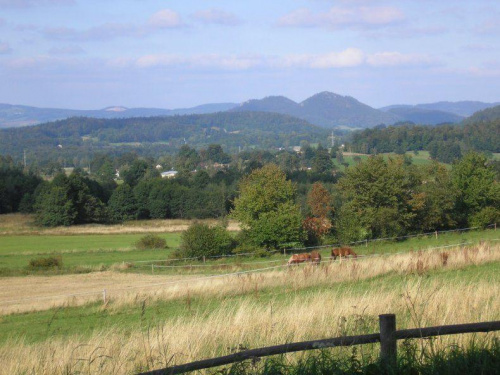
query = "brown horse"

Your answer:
(330, 247), (357, 261)
(310, 251), (321, 265)
(287, 253), (311, 266)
